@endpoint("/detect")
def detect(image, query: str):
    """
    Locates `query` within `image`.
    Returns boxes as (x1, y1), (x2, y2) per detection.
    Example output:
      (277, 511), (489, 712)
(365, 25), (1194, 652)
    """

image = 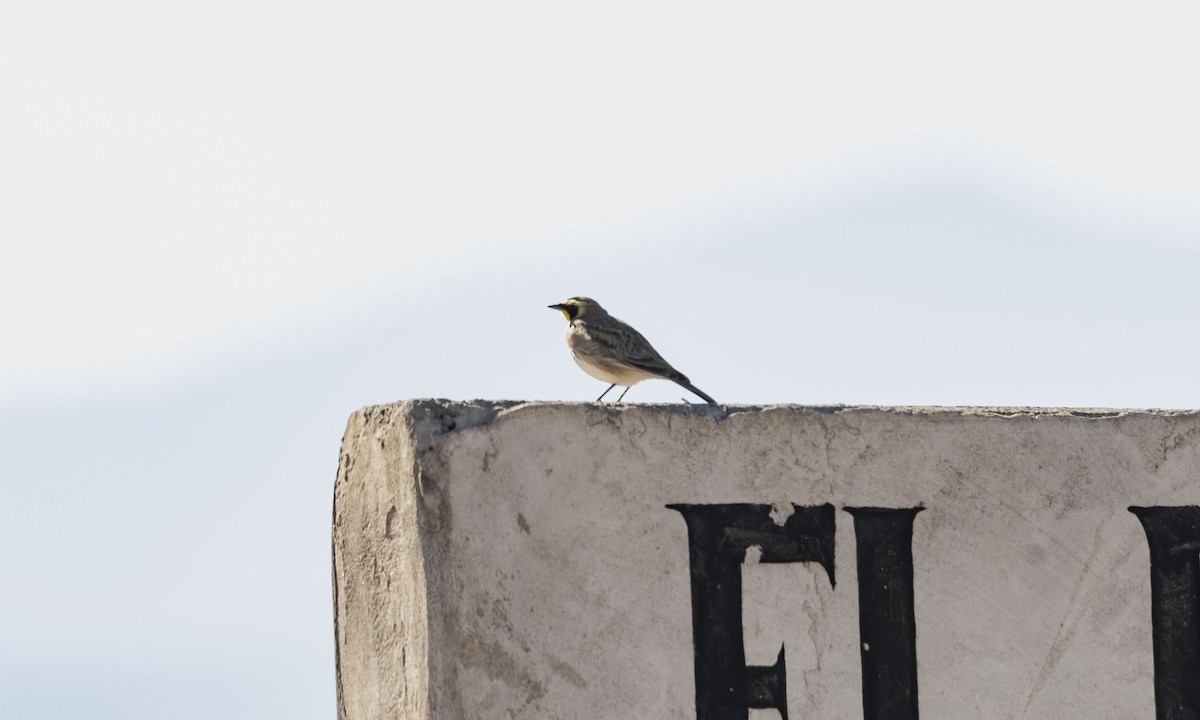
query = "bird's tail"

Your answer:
(674, 379), (718, 406)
